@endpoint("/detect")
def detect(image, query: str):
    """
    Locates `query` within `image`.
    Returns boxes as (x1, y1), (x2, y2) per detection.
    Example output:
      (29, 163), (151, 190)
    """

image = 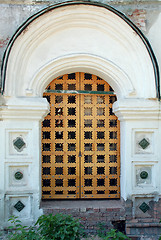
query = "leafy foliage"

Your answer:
(7, 214), (129, 240)
(97, 222), (129, 240)
(7, 216), (43, 240)
(7, 214), (83, 240)
(36, 213), (83, 240)
(97, 222), (108, 238)
(103, 229), (130, 240)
